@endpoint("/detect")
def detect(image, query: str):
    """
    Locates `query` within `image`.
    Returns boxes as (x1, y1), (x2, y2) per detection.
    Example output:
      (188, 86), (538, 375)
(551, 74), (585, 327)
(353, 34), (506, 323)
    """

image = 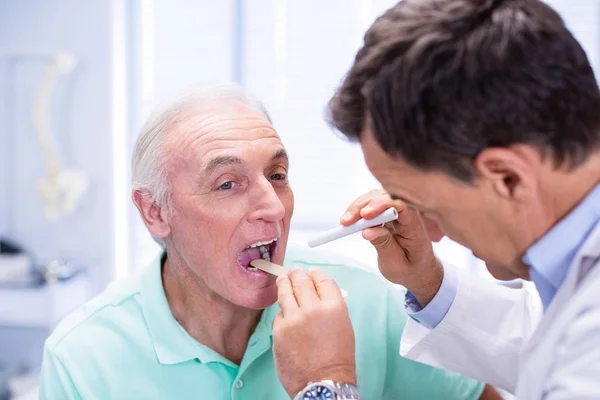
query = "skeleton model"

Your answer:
(32, 52), (88, 220)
